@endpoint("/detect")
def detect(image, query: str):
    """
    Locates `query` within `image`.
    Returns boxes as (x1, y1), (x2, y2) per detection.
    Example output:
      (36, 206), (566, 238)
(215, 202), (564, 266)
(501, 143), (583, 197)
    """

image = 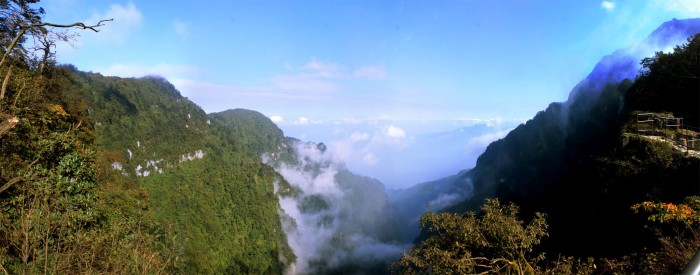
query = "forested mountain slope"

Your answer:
(392, 19), (700, 275)
(0, 44), (401, 274)
(65, 70), (295, 274)
(445, 20), (700, 260)
(0, 61), (297, 273)
(0, 3), (193, 272)
(207, 106), (409, 274)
